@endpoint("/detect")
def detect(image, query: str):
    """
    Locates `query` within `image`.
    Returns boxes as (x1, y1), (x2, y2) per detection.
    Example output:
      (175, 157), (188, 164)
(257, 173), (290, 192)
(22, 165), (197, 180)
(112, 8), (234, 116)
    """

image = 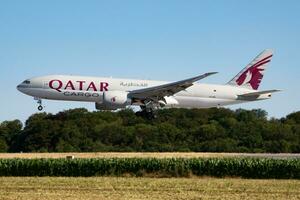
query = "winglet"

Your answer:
(192, 72), (218, 82)
(206, 72), (218, 76)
